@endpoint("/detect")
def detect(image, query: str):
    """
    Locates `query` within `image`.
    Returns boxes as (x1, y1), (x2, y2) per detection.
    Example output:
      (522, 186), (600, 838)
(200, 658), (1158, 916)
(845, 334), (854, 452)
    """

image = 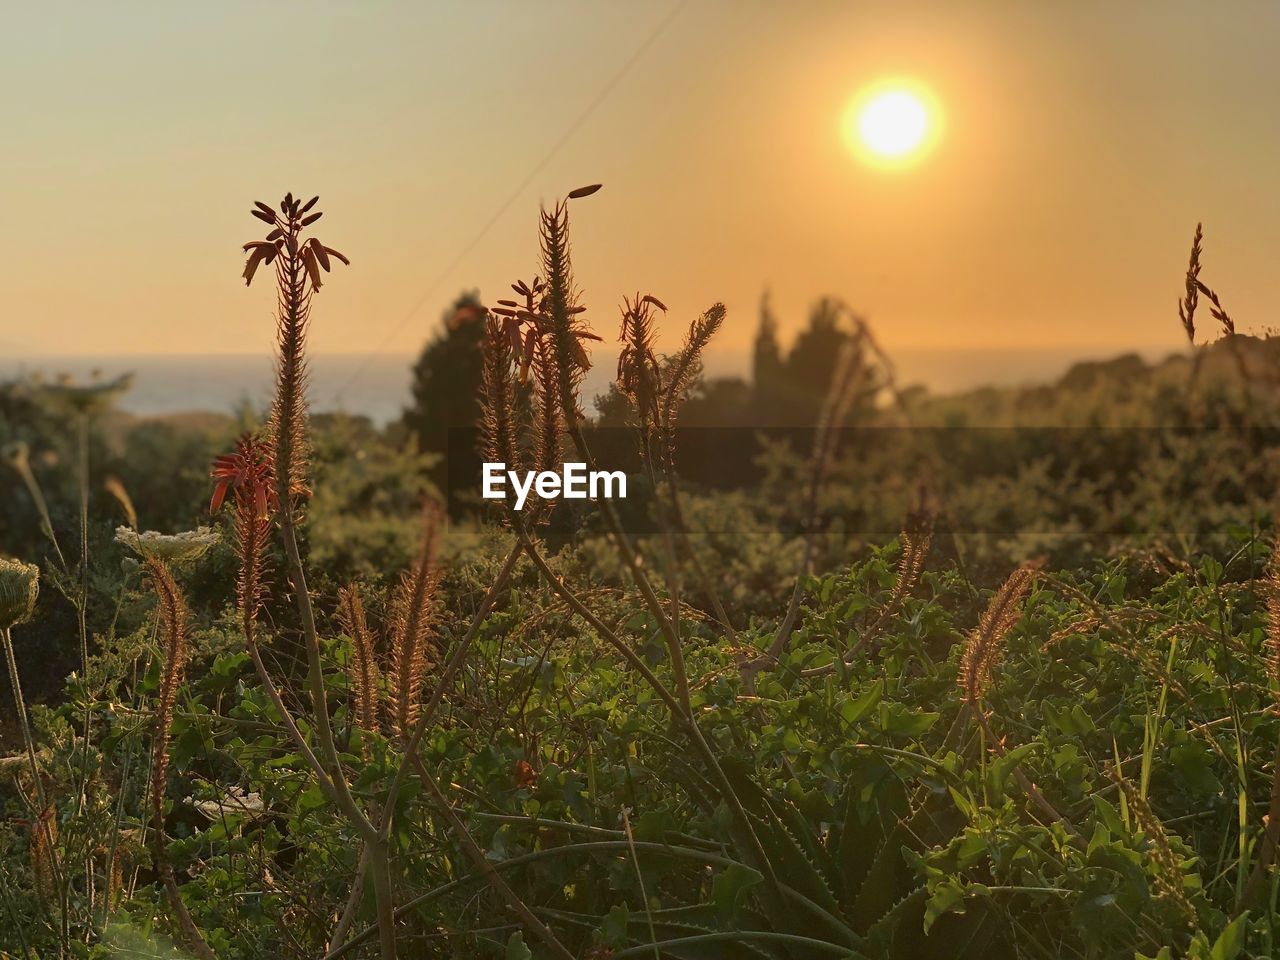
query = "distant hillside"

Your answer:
(901, 335), (1280, 427)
